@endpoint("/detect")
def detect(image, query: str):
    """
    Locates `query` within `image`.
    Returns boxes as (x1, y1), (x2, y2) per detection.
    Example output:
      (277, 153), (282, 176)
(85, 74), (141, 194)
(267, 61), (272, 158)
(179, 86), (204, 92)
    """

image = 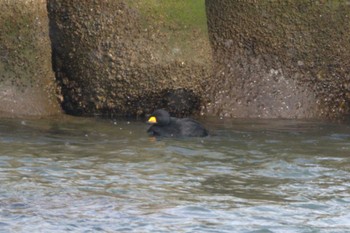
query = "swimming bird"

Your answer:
(146, 109), (208, 137)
